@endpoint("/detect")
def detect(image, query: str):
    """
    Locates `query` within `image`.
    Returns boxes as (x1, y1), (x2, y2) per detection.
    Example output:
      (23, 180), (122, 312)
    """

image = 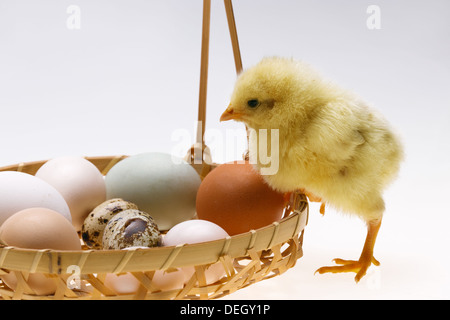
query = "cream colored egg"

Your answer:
(0, 272), (58, 296)
(0, 171), (71, 226)
(0, 207), (82, 295)
(163, 219), (230, 285)
(35, 156), (106, 231)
